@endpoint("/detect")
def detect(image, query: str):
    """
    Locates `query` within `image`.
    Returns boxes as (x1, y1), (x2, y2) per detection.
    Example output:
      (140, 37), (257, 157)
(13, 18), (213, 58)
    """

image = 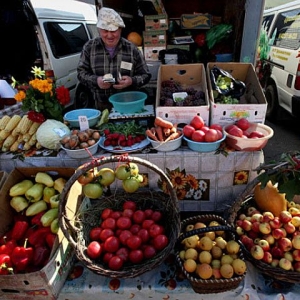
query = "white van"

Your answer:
(257, 0), (300, 120)
(0, 0), (98, 108)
